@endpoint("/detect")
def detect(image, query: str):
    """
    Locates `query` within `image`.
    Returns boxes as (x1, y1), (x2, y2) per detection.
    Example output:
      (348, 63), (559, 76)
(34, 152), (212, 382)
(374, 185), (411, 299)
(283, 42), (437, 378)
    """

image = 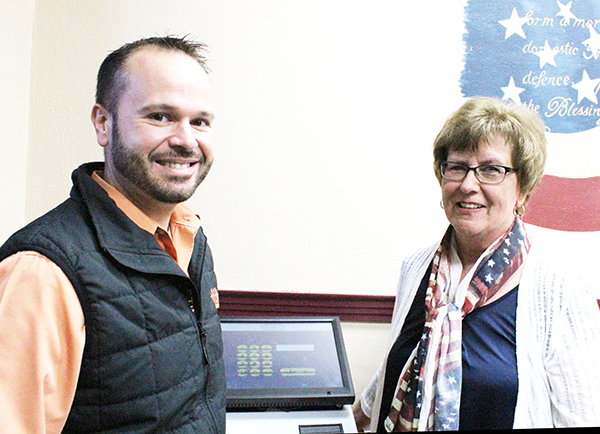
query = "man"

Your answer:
(0, 36), (225, 433)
